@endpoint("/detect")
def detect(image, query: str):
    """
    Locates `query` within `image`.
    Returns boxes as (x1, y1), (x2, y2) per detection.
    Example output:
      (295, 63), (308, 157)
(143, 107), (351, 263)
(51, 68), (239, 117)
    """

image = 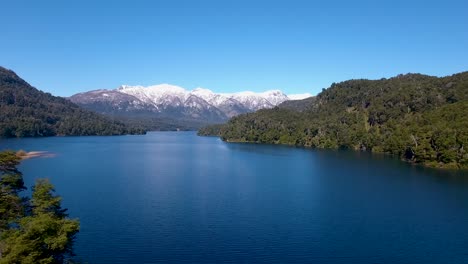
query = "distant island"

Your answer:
(199, 72), (468, 169)
(0, 67), (145, 137)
